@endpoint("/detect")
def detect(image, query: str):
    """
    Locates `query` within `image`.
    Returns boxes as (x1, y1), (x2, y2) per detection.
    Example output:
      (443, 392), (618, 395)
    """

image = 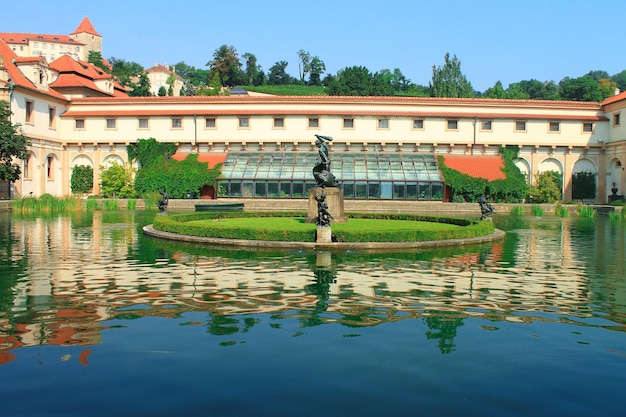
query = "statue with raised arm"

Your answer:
(313, 134), (337, 187)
